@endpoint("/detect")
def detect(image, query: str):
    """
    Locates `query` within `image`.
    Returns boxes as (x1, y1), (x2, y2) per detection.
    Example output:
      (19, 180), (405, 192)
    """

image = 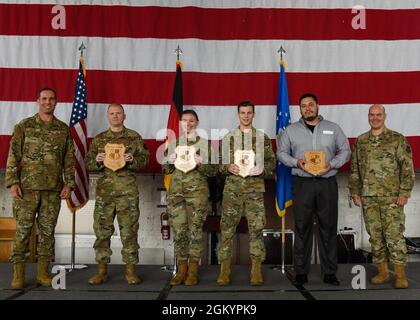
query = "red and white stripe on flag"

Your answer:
(0, 1), (419, 170)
